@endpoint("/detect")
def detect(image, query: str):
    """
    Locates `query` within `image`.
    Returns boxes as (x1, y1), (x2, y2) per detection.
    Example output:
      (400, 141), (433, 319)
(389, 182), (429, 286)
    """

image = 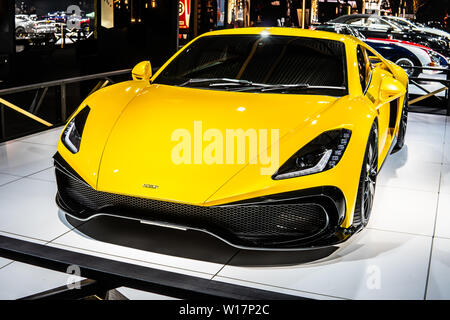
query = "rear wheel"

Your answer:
(353, 122), (378, 227)
(392, 92), (408, 153)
